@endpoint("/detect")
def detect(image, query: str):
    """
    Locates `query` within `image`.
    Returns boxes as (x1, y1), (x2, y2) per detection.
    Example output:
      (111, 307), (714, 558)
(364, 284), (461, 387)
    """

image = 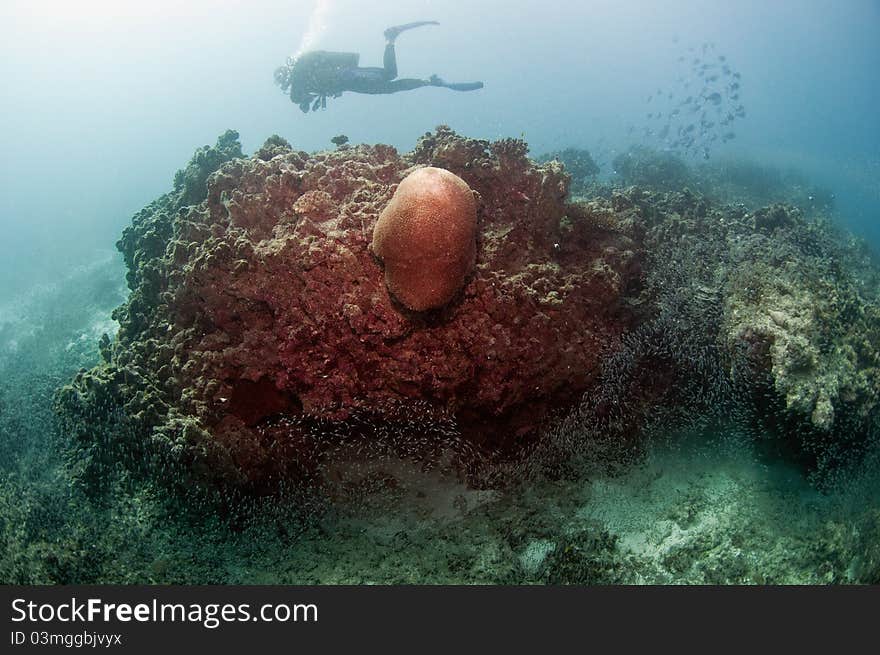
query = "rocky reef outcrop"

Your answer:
(55, 127), (880, 496)
(536, 148), (600, 197)
(56, 127), (644, 493)
(562, 189), (880, 483)
(612, 145), (690, 192)
(608, 145), (836, 214)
